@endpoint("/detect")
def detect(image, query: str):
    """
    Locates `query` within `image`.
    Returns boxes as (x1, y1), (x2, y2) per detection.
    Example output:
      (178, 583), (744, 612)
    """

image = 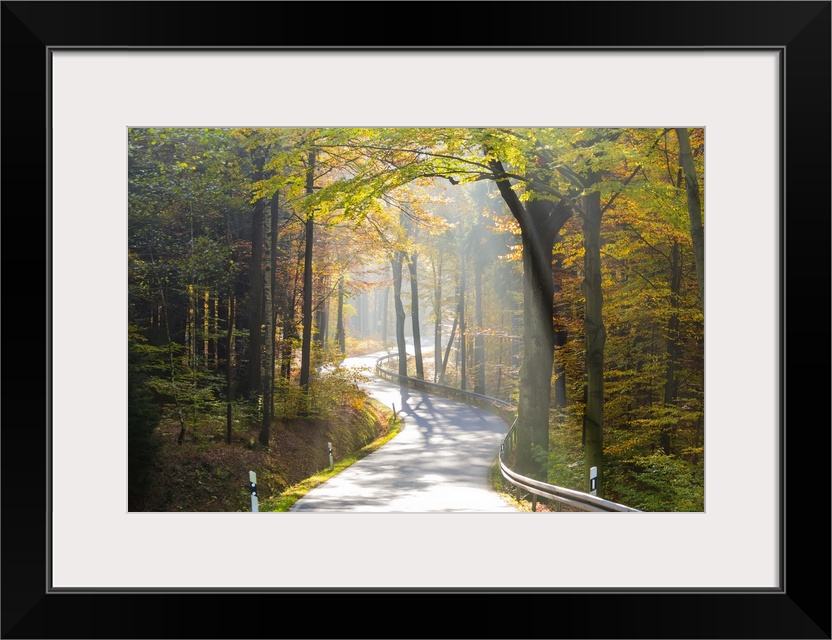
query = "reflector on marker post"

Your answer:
(590, 466), (598, 496)
(249, 470), (259, 512)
